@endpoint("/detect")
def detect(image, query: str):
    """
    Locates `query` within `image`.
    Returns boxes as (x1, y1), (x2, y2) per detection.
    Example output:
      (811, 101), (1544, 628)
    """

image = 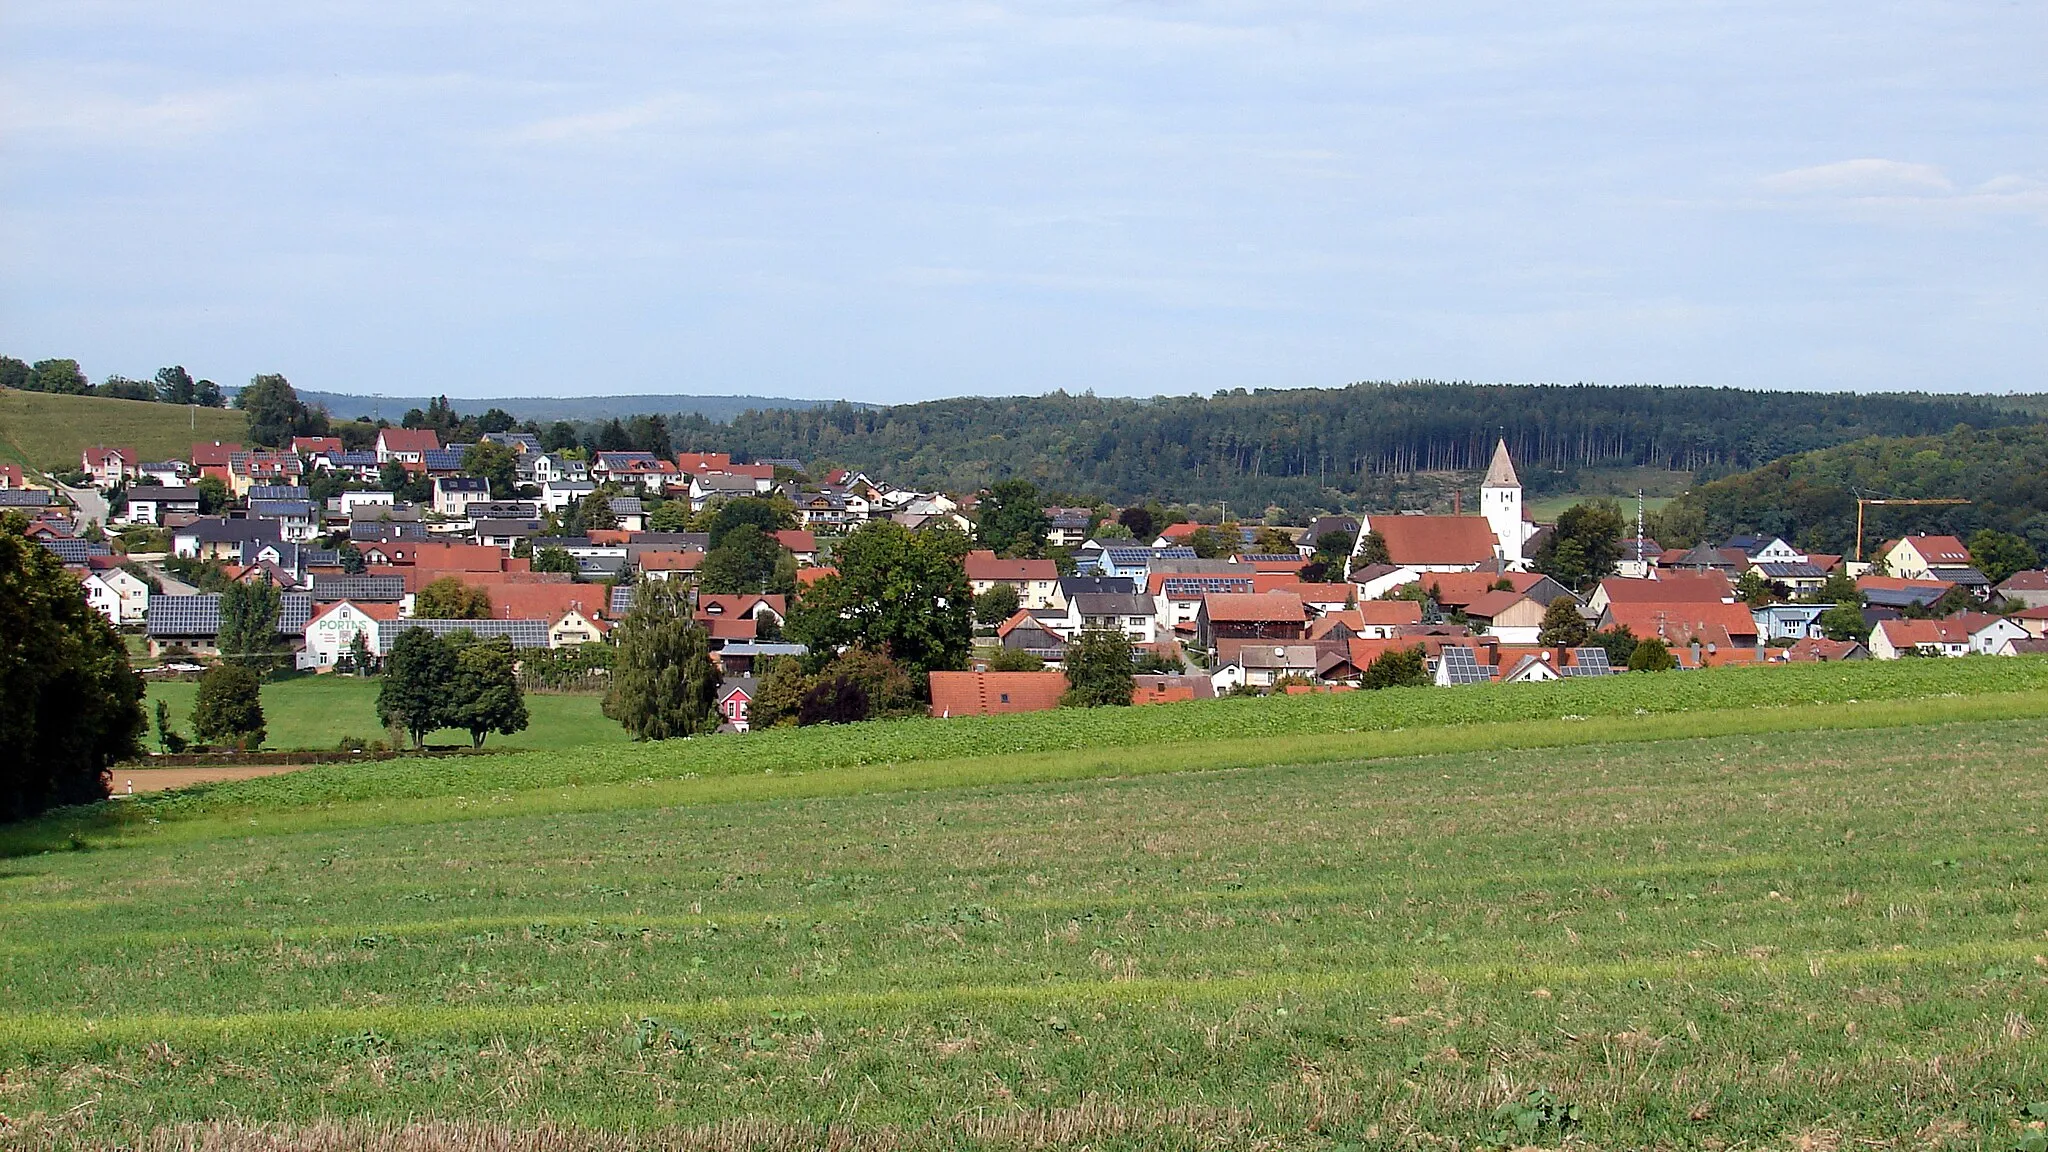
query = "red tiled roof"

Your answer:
(1876, 618), (1969, 648)
(1203, 591), (1306, 623)
(191, 441), (243, 467)
(1462, 589), (1538, 620)
(309, 600), (404, 622)
(1358, 600), (1425, 626)
(697, 594), (786, 619)
(484, 583), (611, 621)
(1997, 570), (2048, 591)
(1158, 522), (1205, 540)
(377, 428), (441, 453)
(1856, 575), (1955, 595)
(292, 437), (344, 454)
(674, 452), (733, 472)
(638, 551), (703, 572)
(796, 566), (837, 587)
(410, 542), (508, 572)
(928, 671), (1067, 716)
(1598, 572), (1735, 604)
(773, 529), (818, 553)
(1897, 535), (1971, 565)
(1604, 601), (1759, 645)
(1367, 516), (1498, 566)
(698, 615), (758, 641)
(1406, 570), (1549, 608)
(964, 550), (1058, 582)
(1781, 637), (1864, 662)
